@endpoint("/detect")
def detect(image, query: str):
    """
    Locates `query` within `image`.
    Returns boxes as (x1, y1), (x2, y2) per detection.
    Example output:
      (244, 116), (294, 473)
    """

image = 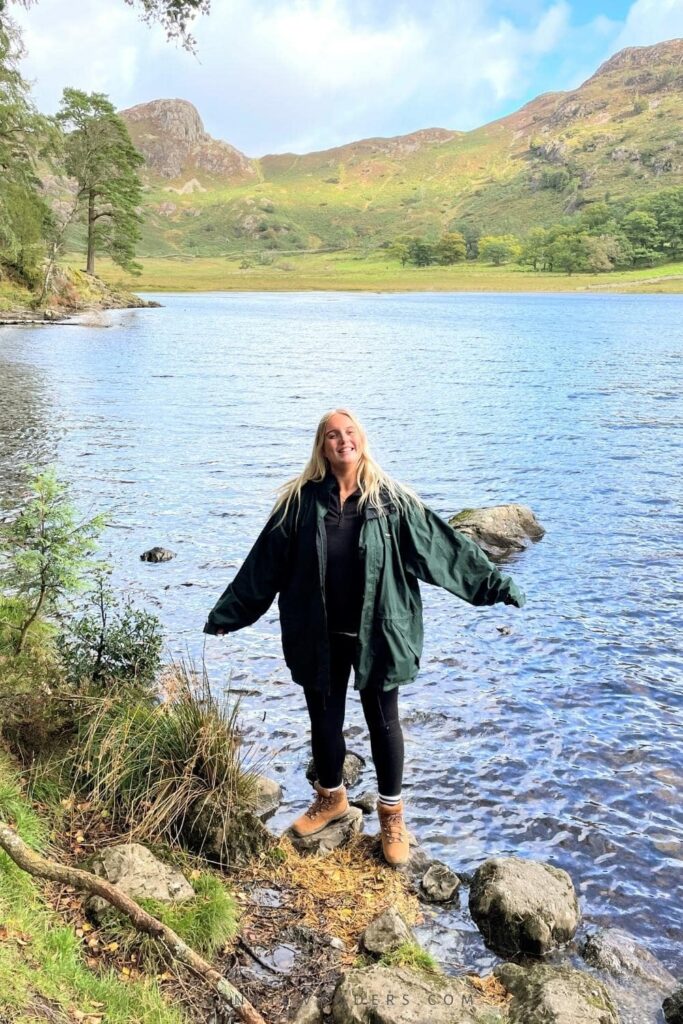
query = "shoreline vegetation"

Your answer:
(2, 254), (682, 326)
(91, 253), (683, 295)
(0, 265), (157, 325)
